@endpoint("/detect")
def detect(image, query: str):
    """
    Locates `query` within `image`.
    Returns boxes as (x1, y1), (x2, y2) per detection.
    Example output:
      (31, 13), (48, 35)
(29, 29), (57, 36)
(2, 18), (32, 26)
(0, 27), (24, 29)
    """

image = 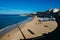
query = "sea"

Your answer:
(0, 14), (32, 29)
